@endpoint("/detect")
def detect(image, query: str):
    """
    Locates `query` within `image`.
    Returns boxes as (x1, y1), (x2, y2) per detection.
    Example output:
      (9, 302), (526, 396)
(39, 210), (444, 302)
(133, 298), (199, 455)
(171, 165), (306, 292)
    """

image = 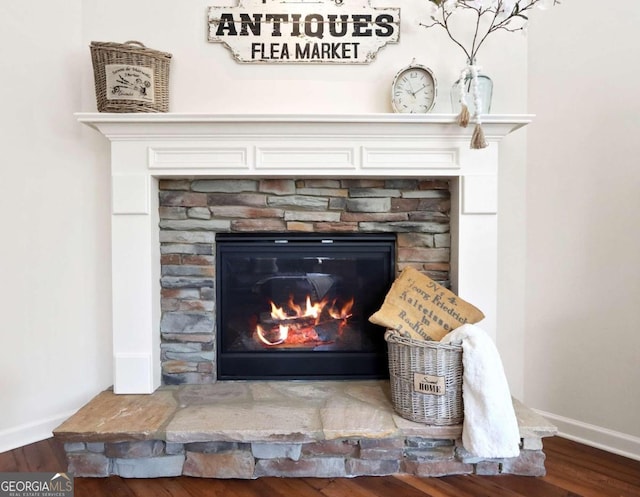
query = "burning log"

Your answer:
(259, 314), (318, 329)
(254, 294), (354, 347)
